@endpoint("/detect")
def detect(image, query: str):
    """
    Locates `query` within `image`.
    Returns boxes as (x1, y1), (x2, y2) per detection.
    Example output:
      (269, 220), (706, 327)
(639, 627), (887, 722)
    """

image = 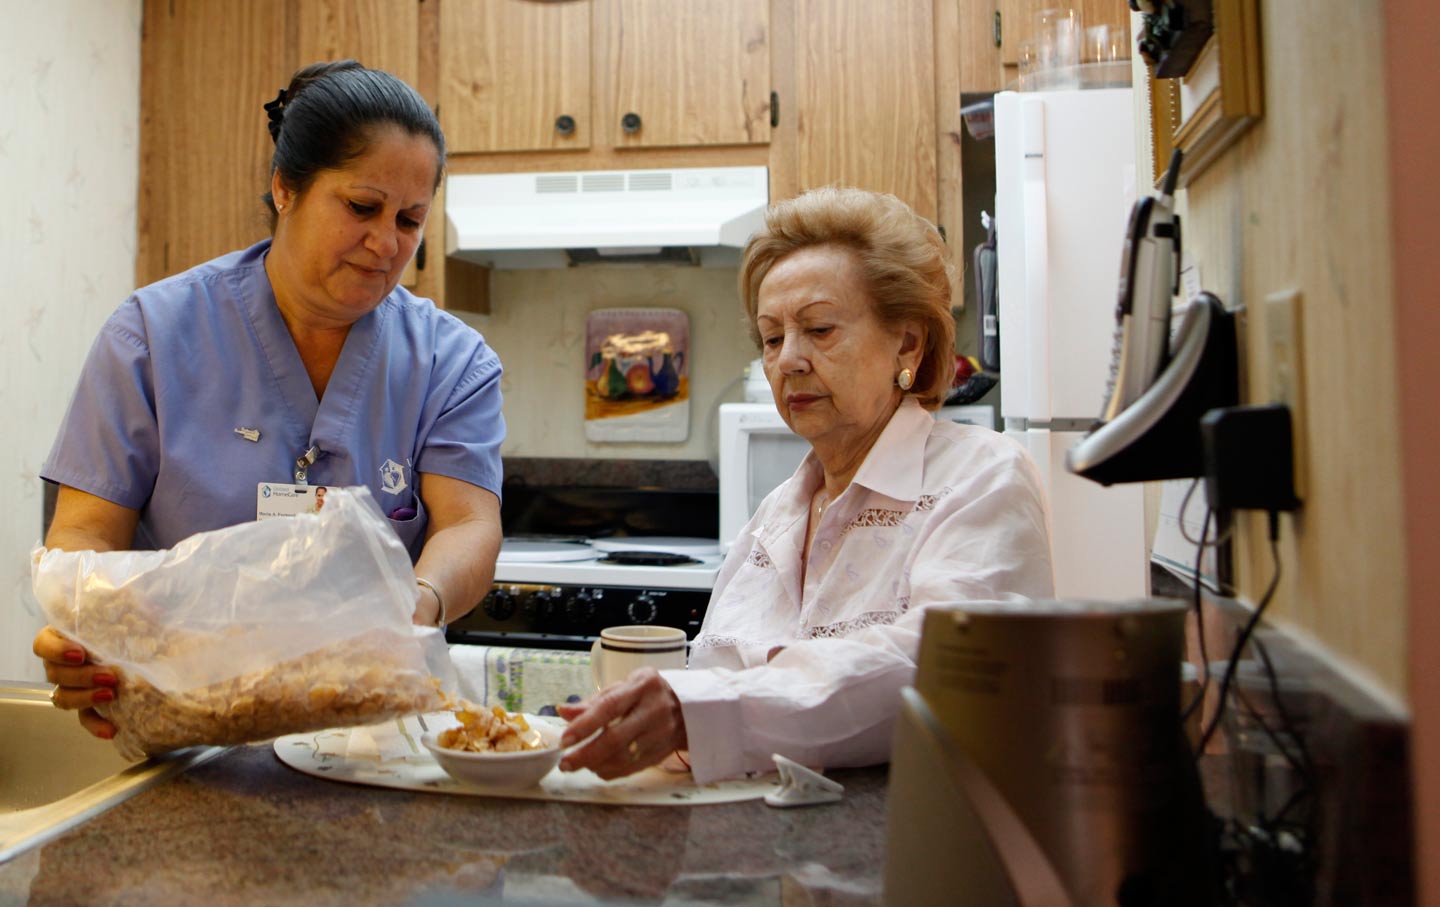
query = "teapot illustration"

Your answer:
(649, 351), (684, 398)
